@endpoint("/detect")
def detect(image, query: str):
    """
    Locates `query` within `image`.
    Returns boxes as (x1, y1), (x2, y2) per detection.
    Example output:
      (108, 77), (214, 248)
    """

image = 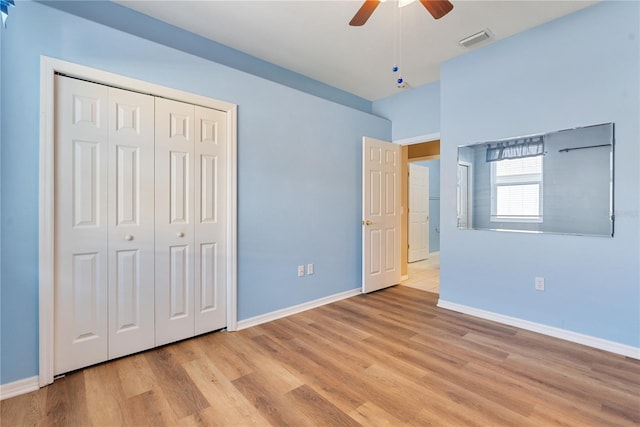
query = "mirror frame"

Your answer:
(457, 123), (614, 237)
